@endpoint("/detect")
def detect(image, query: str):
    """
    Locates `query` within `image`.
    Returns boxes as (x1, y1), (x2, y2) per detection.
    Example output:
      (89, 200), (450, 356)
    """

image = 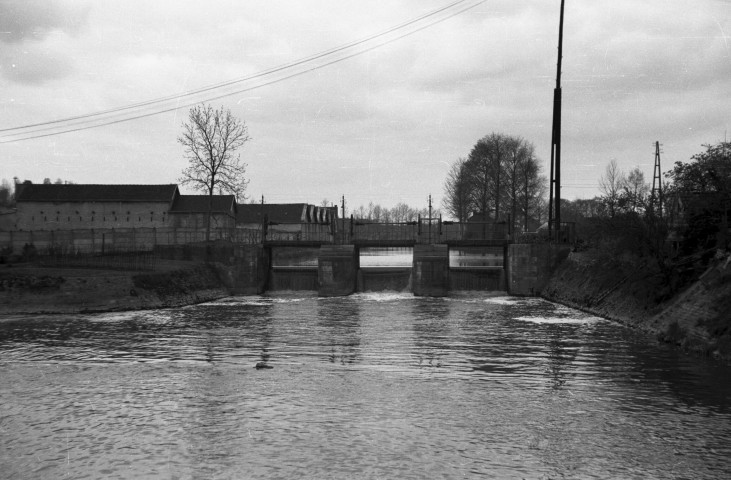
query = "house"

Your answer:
(13, 183), (179, 231)
(236, 203), (338, 241)
(236, 203), (336, 228)
(168, 195), (237, 230)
